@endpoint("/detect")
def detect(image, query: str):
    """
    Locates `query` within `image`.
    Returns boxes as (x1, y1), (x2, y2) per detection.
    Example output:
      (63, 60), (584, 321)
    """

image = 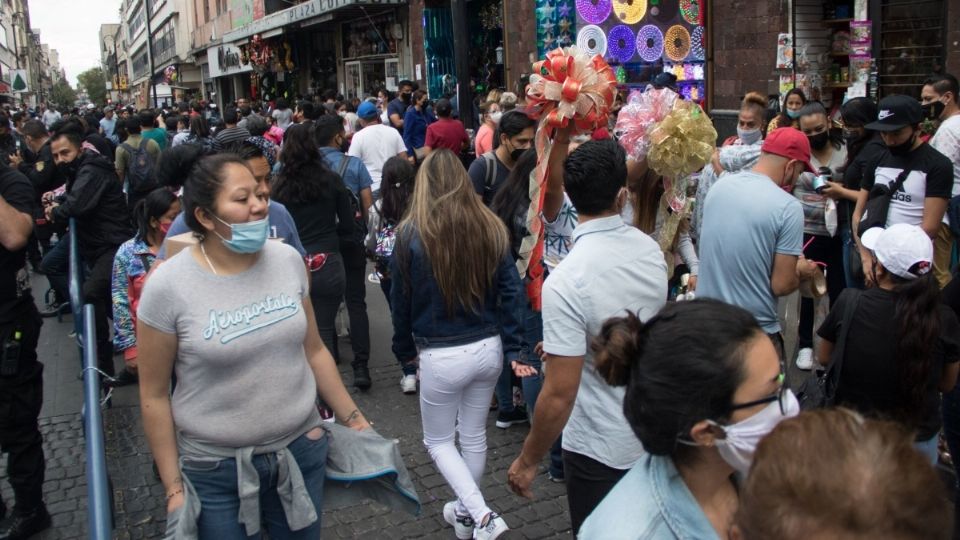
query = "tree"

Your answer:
(76, 67), (107, 106)
(49, 79), (77, 107)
